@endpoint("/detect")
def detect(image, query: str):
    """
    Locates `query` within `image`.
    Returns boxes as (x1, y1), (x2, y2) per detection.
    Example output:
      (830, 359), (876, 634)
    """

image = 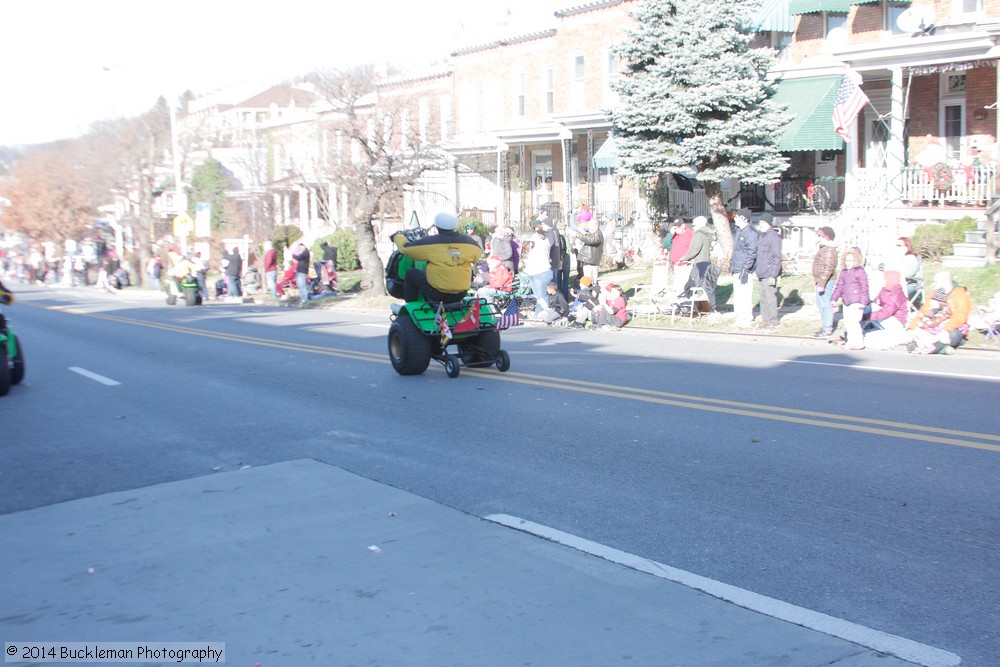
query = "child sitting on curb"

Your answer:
(537, 282), (570, 325)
